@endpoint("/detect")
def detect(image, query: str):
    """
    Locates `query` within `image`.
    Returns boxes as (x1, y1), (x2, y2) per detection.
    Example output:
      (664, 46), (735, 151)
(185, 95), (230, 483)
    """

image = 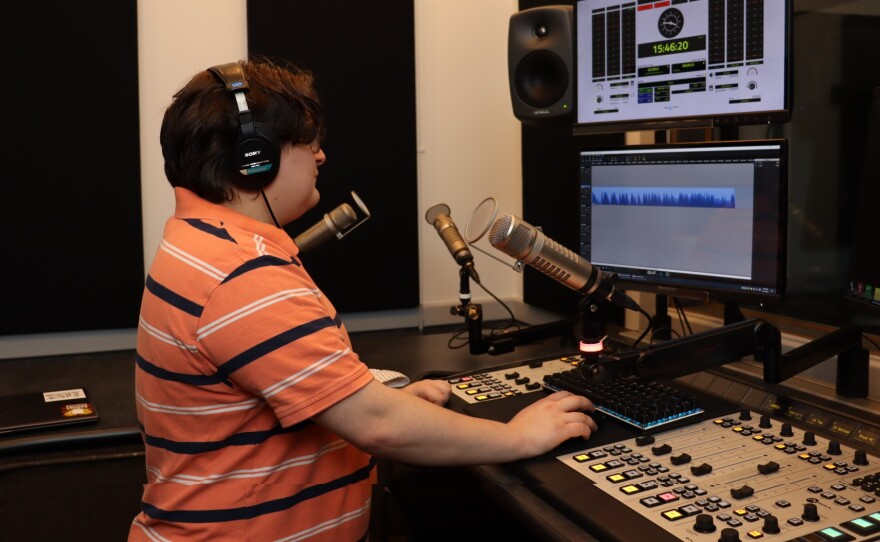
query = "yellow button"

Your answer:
(456, 383), (470, 389)
(799, 453), (811, 460)
(733, 427), (744, 432)
(714, 419), (725, 425)
(574, 454), (589, 462)
(747, 530), (764, 539)
(775, 444), (787, 450)
(621, 485), (641, 494)
(590, 463), (608, 472)
(753, 435), (765, 441)
(734, 508), (748, 516)
(475, 395), (489, 401)
(824, 464), (837, 470)
(466, 389), (478, 395)
(607, 474), (627, 483)
(662, 510), (684, 521)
